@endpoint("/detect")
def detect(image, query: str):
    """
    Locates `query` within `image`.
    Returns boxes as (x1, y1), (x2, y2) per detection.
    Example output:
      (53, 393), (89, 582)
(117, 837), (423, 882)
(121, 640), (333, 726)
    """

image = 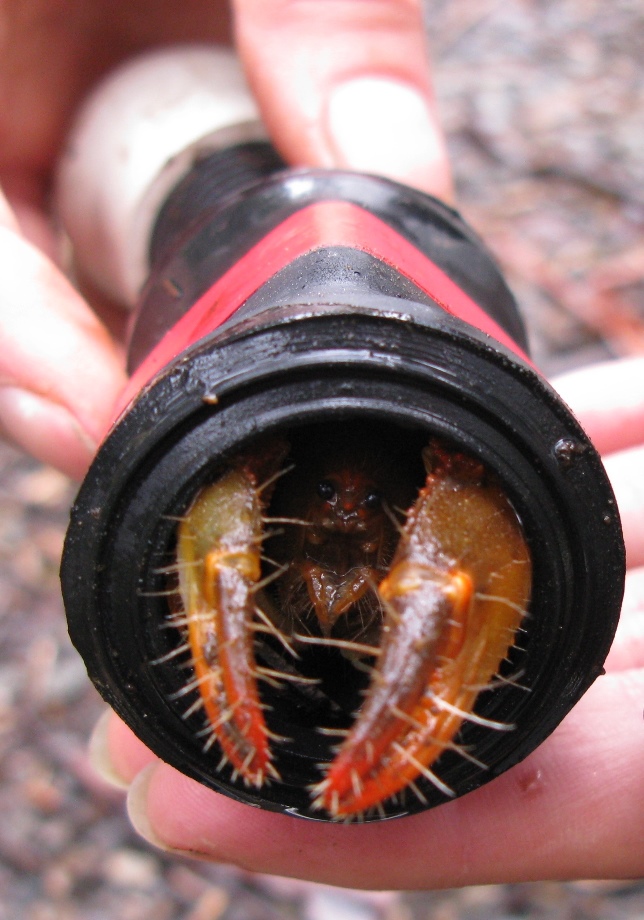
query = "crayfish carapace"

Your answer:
(166, 422), (532, 820)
